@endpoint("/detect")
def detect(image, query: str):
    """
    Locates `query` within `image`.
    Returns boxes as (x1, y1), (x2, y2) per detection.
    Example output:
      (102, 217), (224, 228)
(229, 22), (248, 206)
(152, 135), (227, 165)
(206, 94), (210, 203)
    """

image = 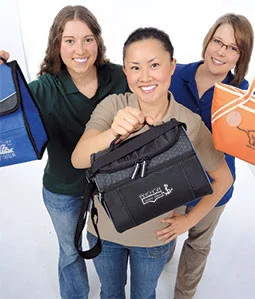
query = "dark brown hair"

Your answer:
(38, 5), (108, 76)
(202, 13), (254, 86)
